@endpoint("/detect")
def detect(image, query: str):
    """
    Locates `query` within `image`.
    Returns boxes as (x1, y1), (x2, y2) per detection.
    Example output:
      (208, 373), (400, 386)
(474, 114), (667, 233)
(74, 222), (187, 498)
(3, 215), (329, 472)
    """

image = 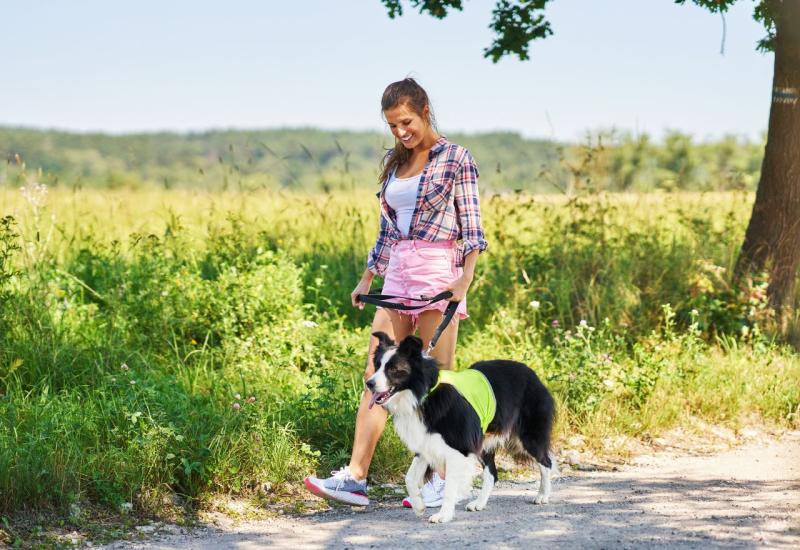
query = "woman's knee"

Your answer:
(437, 357), (454, 370)
(364, 309), (393, 380)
